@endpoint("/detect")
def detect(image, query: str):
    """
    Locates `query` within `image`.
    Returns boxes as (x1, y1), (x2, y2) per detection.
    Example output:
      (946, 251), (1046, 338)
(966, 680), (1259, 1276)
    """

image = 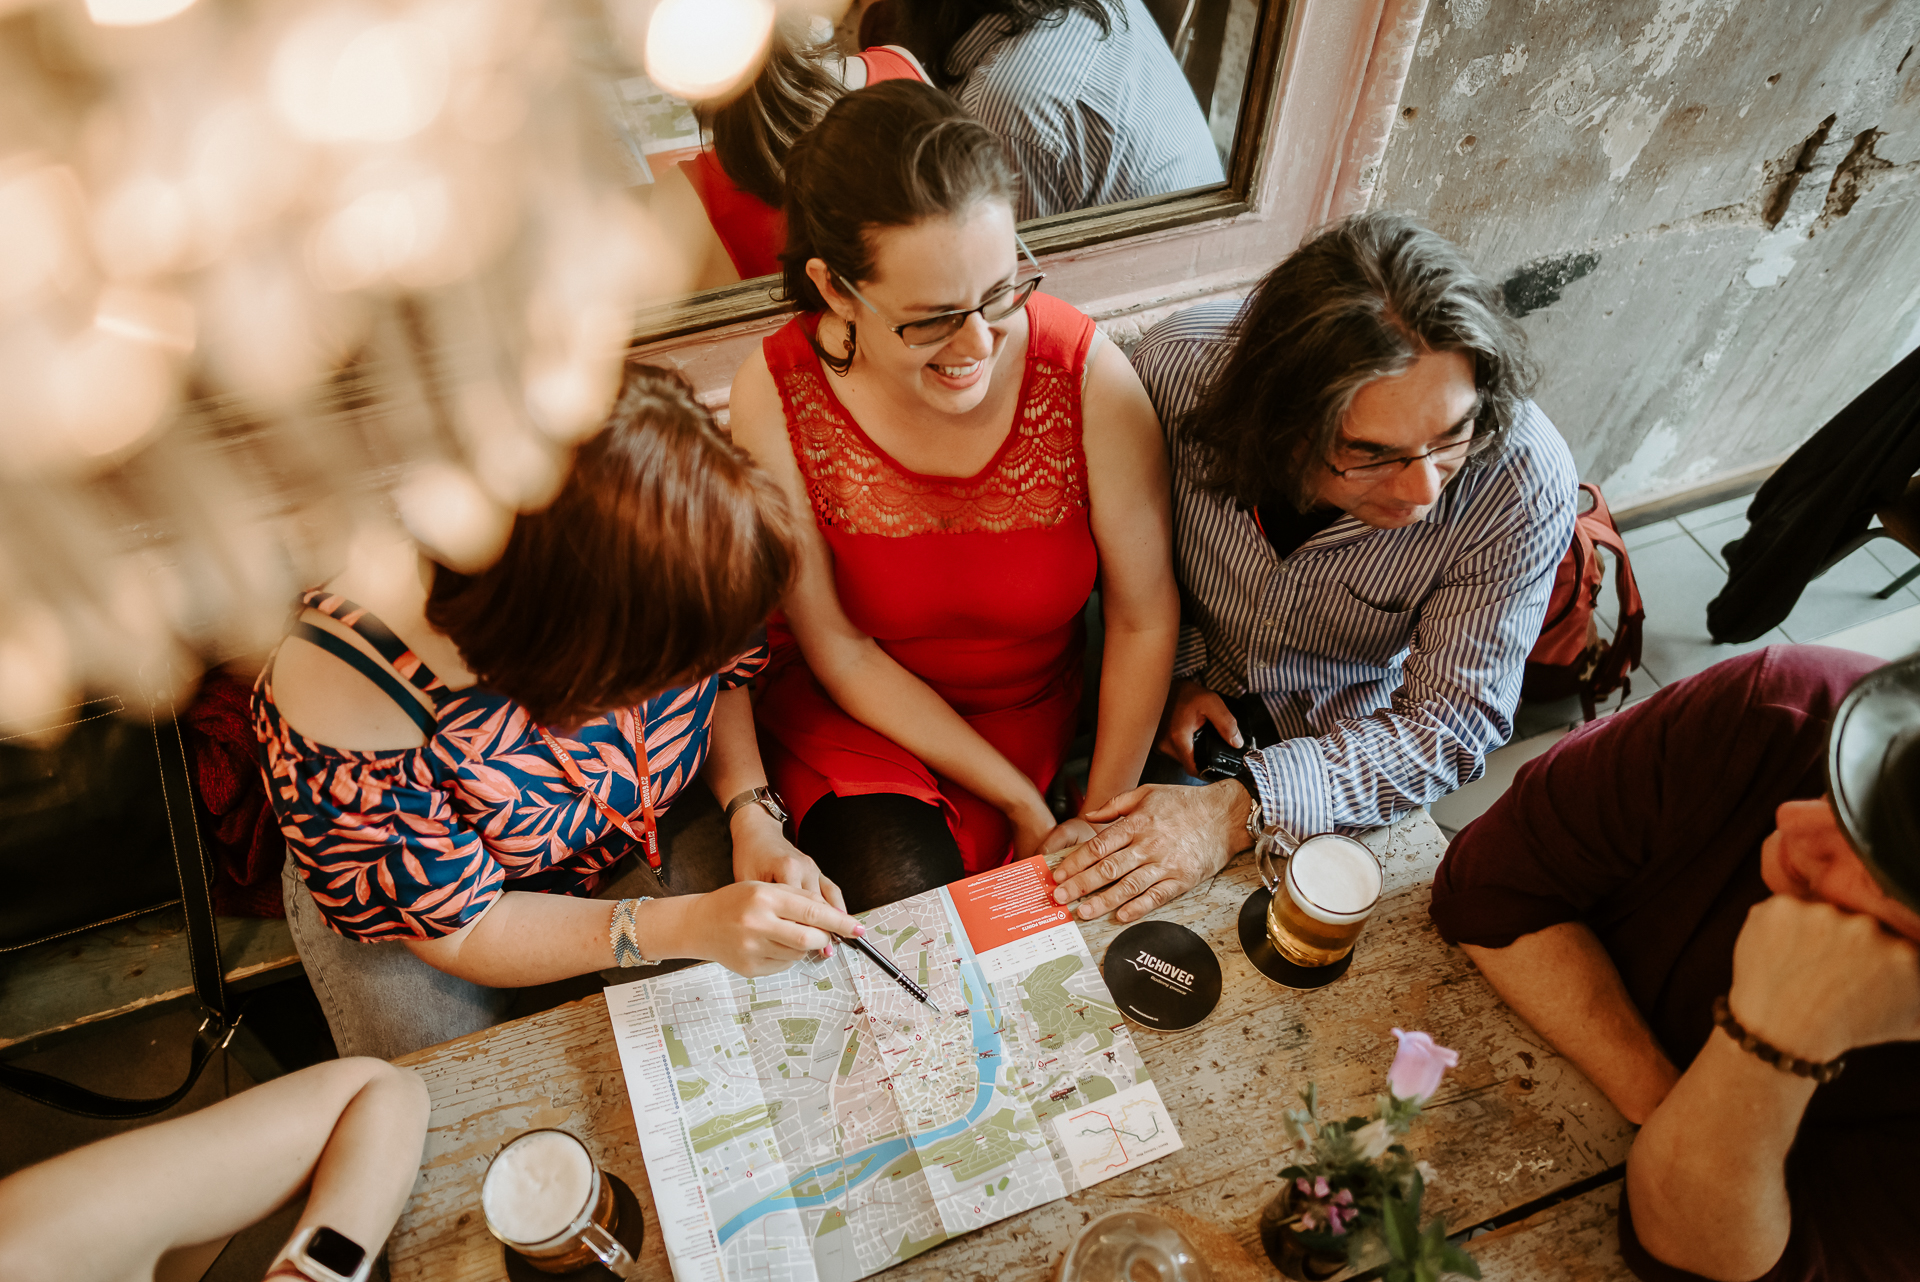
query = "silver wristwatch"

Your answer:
(725, 785), (789, 826)
(1235, 757), (1286, 858)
